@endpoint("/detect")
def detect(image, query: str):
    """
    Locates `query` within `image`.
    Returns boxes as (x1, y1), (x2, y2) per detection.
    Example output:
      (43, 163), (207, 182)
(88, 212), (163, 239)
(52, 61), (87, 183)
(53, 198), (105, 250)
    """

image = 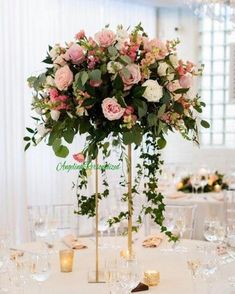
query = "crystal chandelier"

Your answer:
(185, 0), (235, 24)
